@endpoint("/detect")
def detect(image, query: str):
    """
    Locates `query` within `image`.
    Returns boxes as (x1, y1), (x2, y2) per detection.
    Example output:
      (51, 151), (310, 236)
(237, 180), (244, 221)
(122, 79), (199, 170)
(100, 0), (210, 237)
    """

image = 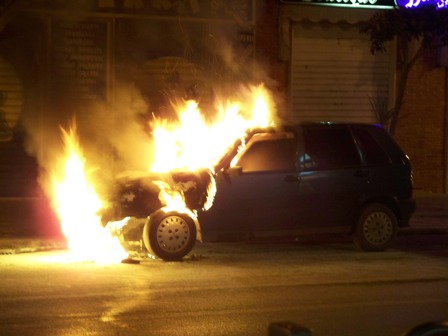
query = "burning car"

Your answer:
(99, 169), (215, 261)
(100, 122), (416, 261)
(50, 86), (275, 263)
